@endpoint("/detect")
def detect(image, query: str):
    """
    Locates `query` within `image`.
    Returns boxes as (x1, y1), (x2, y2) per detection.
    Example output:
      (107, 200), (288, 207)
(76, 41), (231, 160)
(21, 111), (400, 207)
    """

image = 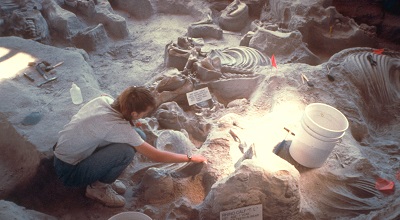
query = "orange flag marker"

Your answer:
(373, 48), (384, 55)
(271, 54), (277, 68)
(375, 177), (395, 193)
